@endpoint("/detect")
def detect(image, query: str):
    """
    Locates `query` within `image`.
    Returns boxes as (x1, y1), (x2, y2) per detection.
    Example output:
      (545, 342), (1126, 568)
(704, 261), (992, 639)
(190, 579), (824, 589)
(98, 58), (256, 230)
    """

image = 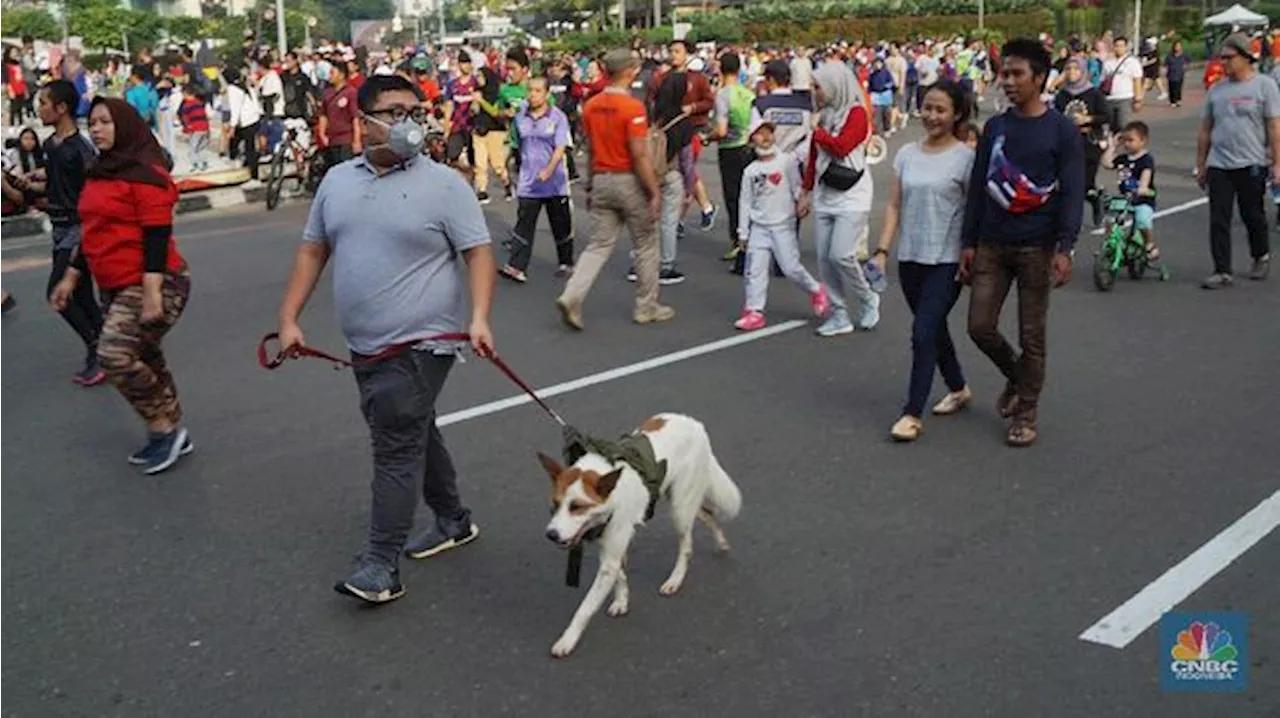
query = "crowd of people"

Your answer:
(1, 24), (1276, 604)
